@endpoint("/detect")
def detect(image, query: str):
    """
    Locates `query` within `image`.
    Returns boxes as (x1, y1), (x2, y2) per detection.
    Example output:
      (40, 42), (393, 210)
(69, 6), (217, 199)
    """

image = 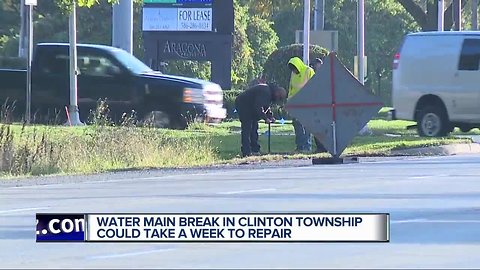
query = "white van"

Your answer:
(392, 31), (480, 137)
